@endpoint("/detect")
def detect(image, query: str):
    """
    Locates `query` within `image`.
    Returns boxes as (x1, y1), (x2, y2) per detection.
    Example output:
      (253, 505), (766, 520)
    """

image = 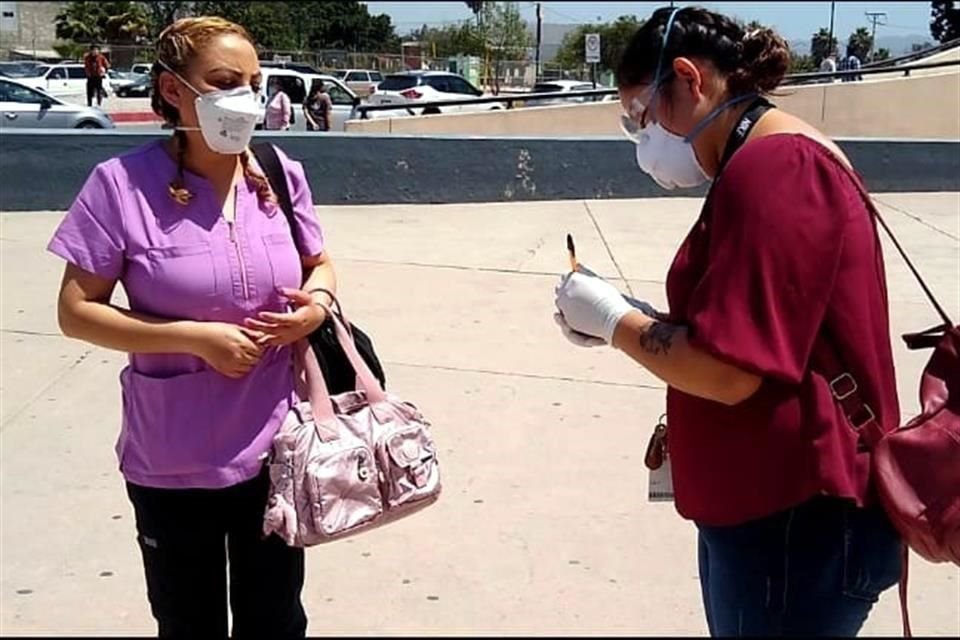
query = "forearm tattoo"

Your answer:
(638, 321), (680, 355)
